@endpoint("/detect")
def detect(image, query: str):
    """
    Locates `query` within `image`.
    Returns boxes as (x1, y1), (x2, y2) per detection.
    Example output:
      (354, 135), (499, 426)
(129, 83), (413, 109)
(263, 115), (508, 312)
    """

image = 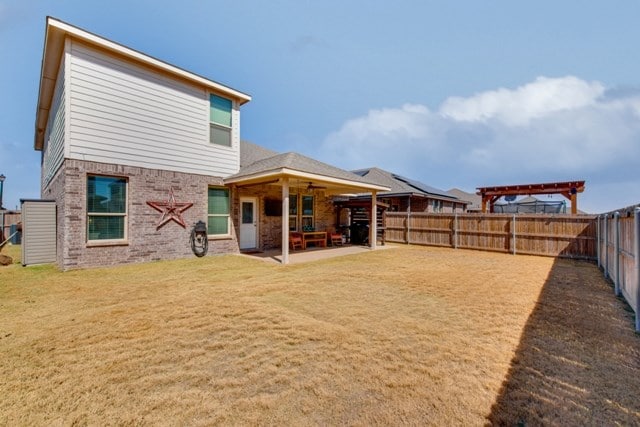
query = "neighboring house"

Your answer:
(347, 168), (468, 213)
(34, 18), (386, 269)
(331, 168), (467, 244)
(446, 188), (482, 213)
